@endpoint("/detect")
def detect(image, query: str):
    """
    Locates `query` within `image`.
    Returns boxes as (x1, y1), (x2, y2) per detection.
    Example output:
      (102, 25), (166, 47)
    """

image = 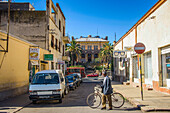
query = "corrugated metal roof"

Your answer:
(75, 37), (108, 42)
